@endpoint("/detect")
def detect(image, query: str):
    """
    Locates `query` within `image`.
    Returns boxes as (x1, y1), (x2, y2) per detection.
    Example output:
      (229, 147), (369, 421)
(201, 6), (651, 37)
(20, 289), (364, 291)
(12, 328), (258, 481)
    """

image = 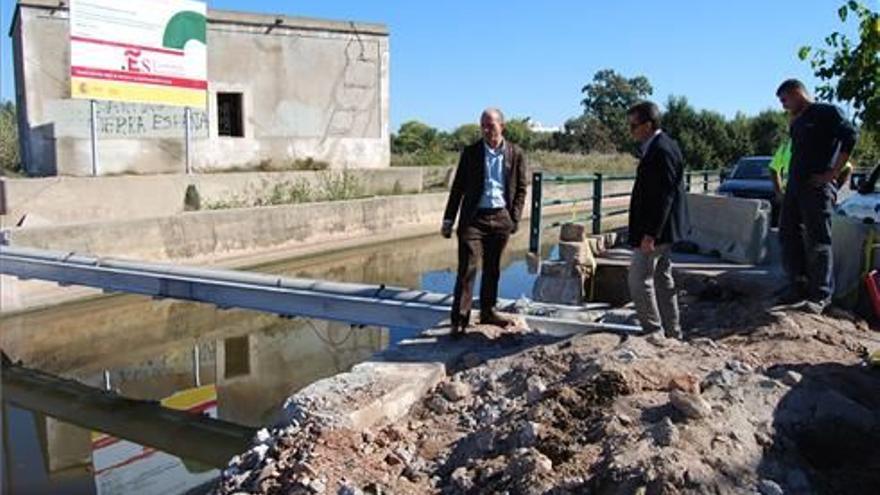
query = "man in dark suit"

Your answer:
(441, 108), (528, 336)
(626, 101), (688, 339)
